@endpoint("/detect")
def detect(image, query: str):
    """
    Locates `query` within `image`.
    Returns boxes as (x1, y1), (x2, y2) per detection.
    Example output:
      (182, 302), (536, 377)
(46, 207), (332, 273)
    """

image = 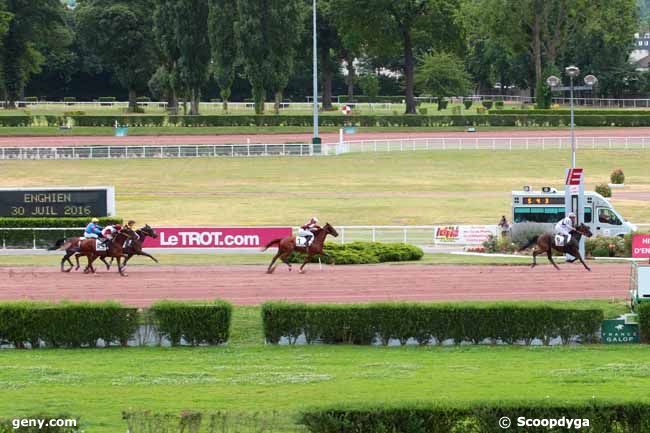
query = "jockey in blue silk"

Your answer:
(84, 217), (103, 239)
